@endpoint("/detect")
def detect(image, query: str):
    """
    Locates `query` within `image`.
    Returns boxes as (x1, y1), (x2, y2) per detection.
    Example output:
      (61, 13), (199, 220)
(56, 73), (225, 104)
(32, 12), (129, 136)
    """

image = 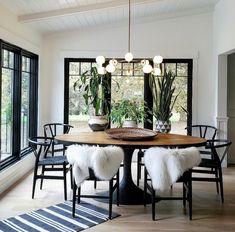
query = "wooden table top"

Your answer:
(55, 131), (206, 148)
